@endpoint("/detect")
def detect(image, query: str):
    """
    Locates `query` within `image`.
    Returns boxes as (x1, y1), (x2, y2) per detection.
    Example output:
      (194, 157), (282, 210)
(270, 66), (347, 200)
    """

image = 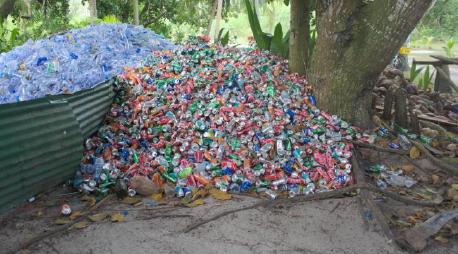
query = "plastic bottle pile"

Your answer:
(0, 24), (175, 104)
(74, 38), (359, 199)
